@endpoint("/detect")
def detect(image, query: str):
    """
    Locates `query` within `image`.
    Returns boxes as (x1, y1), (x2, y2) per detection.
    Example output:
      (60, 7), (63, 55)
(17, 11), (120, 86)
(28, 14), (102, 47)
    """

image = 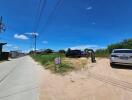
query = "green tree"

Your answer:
(67, 48), (71, 53)
(44, 49), (53, 54)
(108, 39), (132, 53)
(59, 50), (66, 54)
(95, 49), (109, 57)
(95, 39), (132, 57)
